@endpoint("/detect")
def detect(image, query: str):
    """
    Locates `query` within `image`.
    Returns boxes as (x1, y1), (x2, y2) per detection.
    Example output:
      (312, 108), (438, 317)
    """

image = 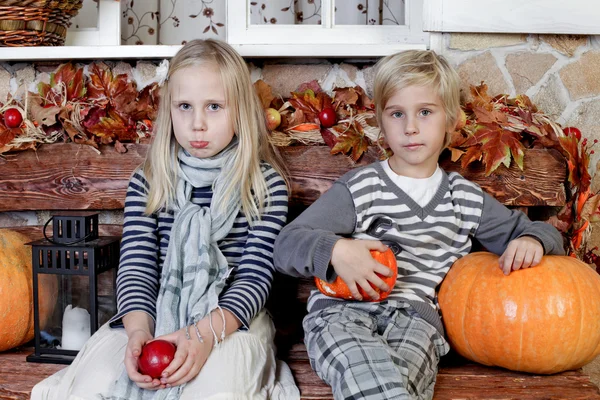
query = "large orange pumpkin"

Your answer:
(0, 229), (58, 352)
(439, 252), (600, 374)
(315, 248), (398, 301)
